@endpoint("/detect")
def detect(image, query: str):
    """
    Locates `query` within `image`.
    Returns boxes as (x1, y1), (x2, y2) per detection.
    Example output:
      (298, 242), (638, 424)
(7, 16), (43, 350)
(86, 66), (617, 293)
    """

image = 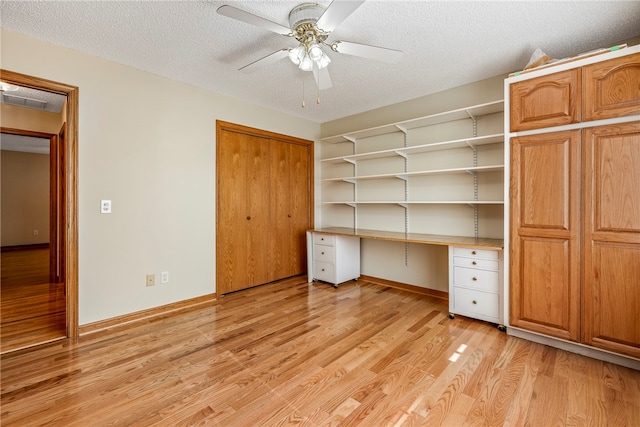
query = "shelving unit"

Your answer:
(320, 100), (505, 239)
